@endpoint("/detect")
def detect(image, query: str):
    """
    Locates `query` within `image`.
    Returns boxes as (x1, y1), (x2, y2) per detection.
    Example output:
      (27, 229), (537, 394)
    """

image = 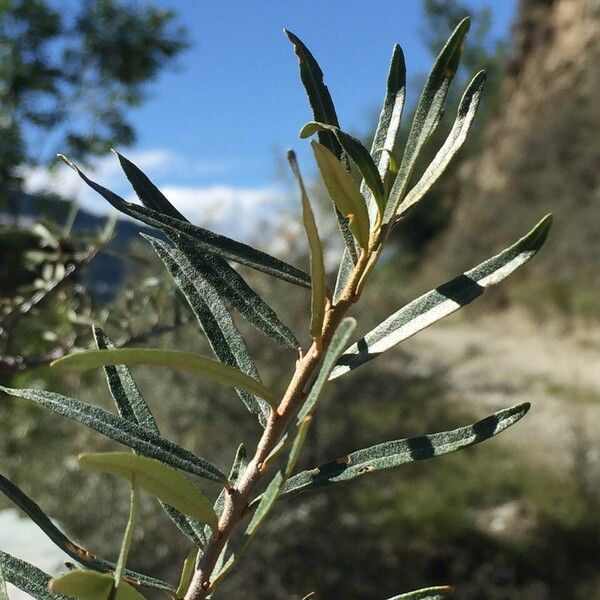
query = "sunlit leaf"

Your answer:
(79, 452), (219, 530)
(288, 150), (327, 338)
(279, 403), (529, 500)
(176, 548), (199, 599)
(364, 43), (406, 217)
(53, 348), (276, 406)
(398, 70), (486, 219)
(386, 586), (453, 600)
(147, 236), (272, 423)
(94, 327), (206, 547)
(49, 571), (145, 600)
(115, 484), (138, 587)
(0, 386), (227, 485)
(330, 215), (552, 379)
(297, 318), (356, 421)
(301, 122), (384, 207)
(285, 30), (358, 263)
(310, 141), (370, 249)
(384, 17), (470, 224)
(58, 155), (311, 288)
